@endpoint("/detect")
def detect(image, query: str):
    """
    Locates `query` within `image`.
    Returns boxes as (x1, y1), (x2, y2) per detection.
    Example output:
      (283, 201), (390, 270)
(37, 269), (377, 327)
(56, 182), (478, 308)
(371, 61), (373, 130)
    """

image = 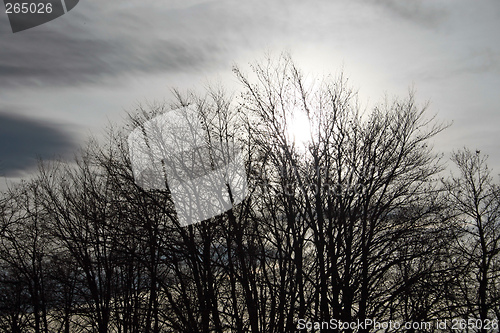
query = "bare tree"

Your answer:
(0, 180), (55, 333)
(444, 148), (500, 332)
(233, 54), (454, 332)
(2, 54), (496, 333)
